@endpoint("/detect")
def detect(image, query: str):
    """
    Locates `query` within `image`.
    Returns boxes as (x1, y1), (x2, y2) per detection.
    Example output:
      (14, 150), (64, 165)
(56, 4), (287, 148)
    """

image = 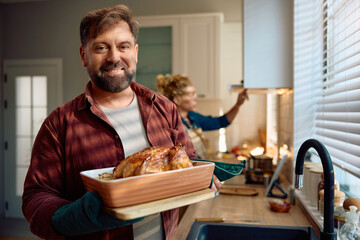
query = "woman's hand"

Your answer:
(225, 89), (249, 123)
(235, 89), (249, 107)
